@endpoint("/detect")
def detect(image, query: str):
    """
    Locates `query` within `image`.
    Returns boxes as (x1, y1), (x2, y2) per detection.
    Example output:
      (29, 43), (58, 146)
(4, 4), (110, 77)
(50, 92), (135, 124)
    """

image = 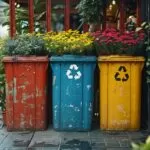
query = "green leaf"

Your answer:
(131, 142), (140, 150)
